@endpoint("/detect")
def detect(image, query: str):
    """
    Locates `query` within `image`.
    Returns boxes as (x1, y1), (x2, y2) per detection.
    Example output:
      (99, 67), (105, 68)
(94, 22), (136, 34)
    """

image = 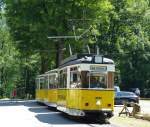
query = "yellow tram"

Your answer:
(36, 54), (115, 119)
(36, 69), (58, 107)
